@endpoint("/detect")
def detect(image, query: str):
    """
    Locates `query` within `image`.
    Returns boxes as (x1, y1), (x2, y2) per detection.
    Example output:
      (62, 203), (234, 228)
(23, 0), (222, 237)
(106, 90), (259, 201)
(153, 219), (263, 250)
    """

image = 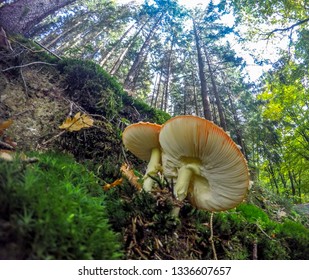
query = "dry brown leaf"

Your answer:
(59, 112), (94, 132)
(120, 163), (142, 191)
(0, 119), (13, 136)
(103, 178), (123, 191)
(0, 150), (13, 161)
